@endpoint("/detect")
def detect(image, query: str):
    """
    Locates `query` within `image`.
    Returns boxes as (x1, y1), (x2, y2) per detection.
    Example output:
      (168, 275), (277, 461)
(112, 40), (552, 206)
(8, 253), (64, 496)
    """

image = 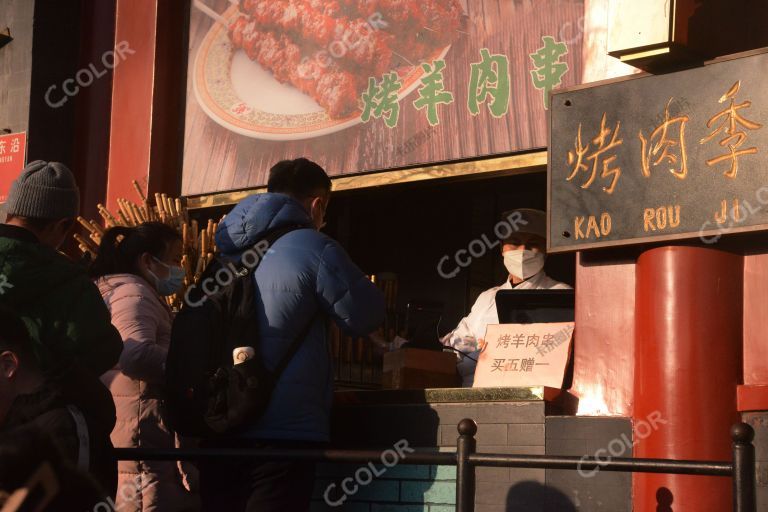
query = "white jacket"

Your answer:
(444, 272), (571, 386)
